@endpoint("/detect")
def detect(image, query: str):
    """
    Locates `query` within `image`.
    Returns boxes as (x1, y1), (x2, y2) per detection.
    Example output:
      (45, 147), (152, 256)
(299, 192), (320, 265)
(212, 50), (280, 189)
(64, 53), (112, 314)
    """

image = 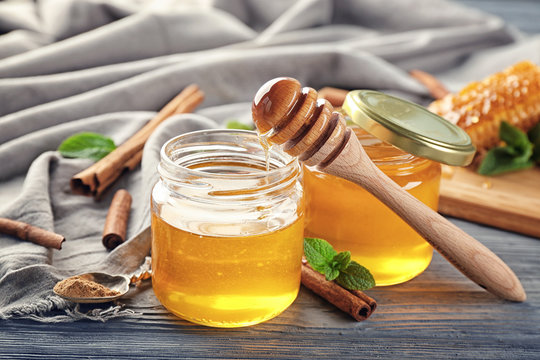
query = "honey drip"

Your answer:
(258, 131), (272, 172)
